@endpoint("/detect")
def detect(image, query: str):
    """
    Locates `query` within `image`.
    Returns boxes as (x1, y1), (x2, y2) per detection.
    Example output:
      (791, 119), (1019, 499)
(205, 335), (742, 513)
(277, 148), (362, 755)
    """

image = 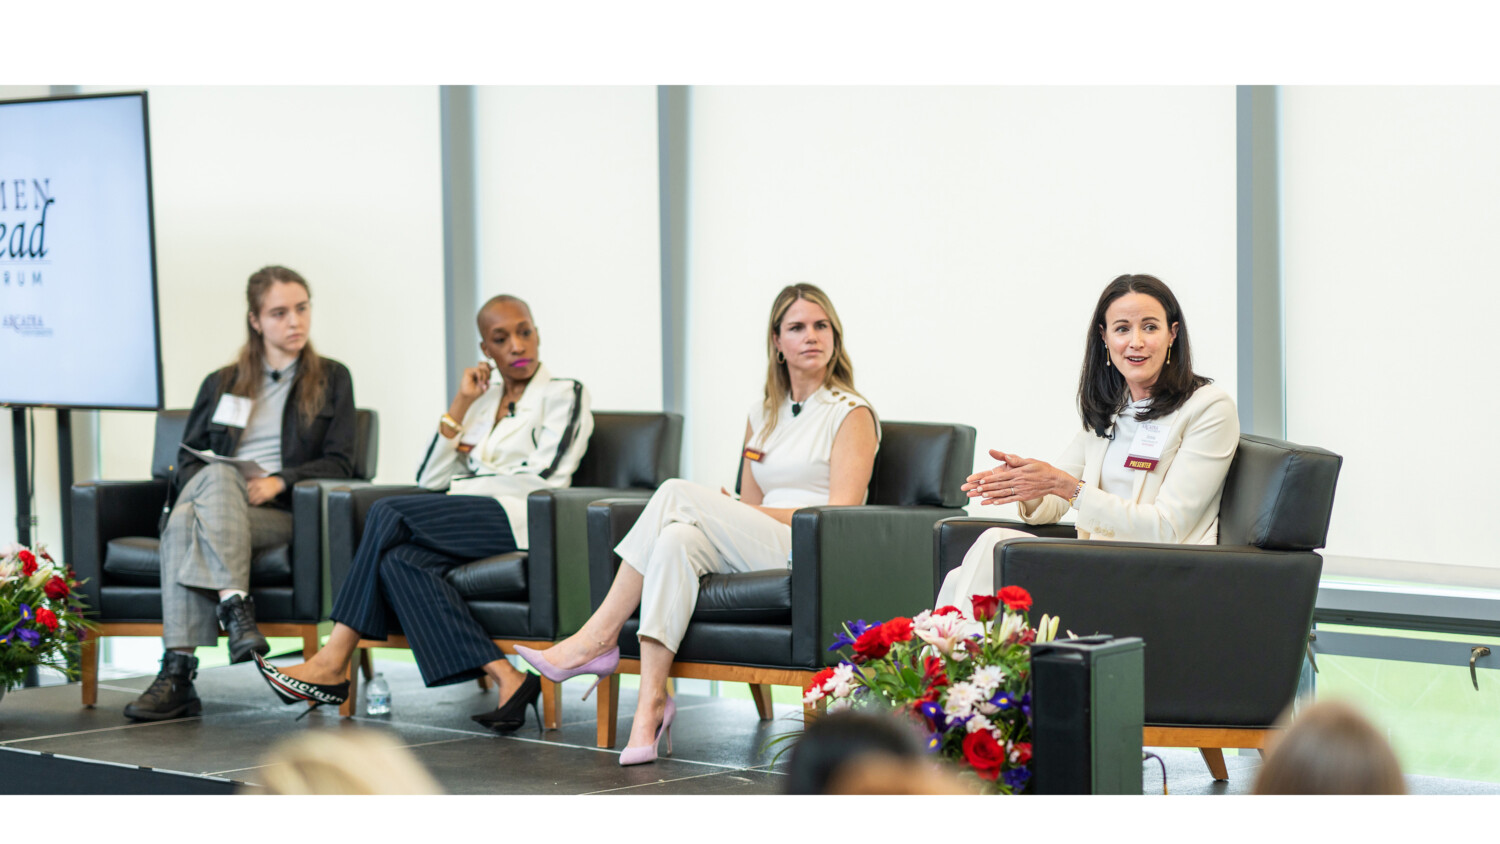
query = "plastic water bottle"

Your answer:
(366, 673), (391, 716)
